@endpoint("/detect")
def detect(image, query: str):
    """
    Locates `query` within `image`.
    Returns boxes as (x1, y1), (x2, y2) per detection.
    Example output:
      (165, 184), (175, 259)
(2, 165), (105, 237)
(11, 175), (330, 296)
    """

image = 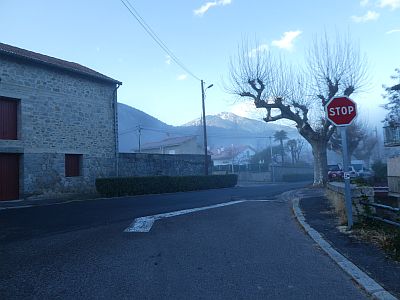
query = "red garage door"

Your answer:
(0, 154), (19, 201)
